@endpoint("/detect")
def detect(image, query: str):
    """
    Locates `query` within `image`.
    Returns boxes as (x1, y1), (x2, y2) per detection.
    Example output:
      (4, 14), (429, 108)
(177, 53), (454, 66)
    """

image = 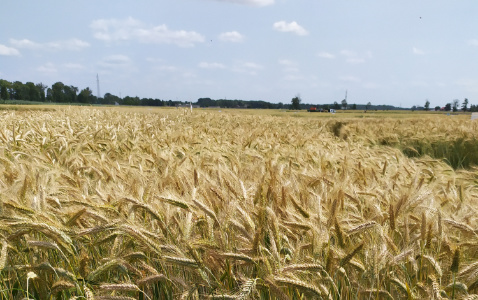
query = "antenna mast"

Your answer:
(96, 74), (100, 100)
